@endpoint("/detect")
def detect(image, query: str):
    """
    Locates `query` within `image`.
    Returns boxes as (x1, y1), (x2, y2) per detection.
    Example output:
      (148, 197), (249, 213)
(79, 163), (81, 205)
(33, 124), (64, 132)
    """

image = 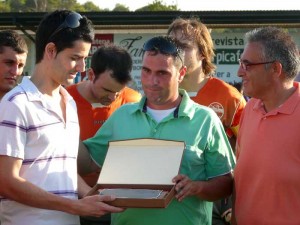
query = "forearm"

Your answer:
(1, 176), (125, 216)
(0, 156), (77, 214)
(228, 136), (237, 154)
(231, 183), (237, 225)
(77, 140), (100, 175)
(195, 173), (233, 201)
(77, 174), (92, 198)
(0, 175), (78, 215)
(0, 156), (124, 217)
(174, 173), (233, 202)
